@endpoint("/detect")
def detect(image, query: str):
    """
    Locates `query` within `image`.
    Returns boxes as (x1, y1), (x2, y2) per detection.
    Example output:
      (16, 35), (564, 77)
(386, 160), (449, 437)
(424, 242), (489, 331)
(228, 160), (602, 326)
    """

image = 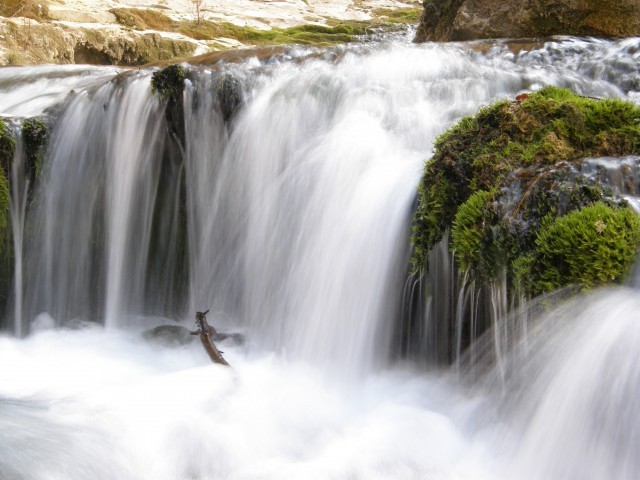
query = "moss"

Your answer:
(151, 64), (187, 146)
(0, 120), (12, 299)
(372, 7), (423, 24)
(177, 21), (370, 46)
(151, 64), (186, 101)
(21, 117), (49, 183)
(110, 6), (417, 48)
(533, 203), (640, 293)
(215, 74), (244, 123)
(0, 119), (16, 177)
(411, 87), (640, 272)
(110, 8), (174, 31)
(451, 189), (500, 280)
